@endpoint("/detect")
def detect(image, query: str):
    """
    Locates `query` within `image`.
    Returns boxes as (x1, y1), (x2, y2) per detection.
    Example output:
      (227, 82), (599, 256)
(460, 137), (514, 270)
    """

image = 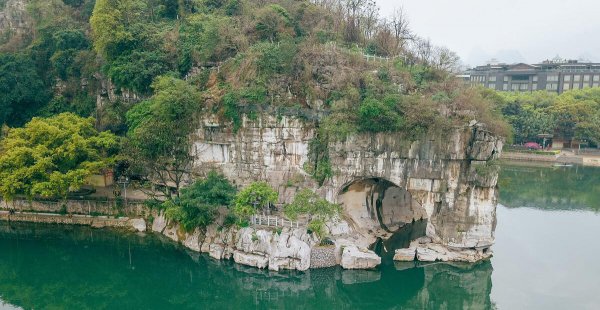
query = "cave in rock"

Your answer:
(338, 178), (428, 258)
